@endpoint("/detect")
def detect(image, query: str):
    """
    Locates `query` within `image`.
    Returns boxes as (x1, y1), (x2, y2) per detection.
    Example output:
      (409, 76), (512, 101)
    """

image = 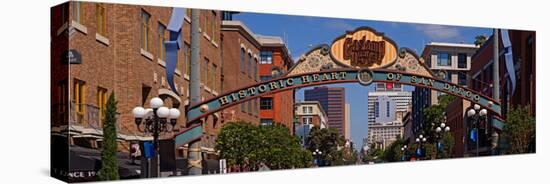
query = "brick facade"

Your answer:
(51, 2), (224, 153)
